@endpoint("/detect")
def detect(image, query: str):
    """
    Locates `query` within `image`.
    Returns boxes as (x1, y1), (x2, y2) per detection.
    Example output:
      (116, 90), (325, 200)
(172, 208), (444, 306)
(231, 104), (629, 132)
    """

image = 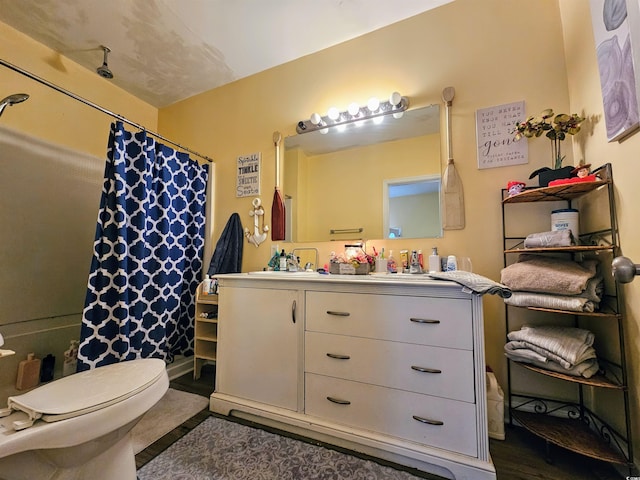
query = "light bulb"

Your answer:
(310, 113), (322, 125)
(320, 128), (329, 135)
(389, 91), (402, 107)
(367, 97), (380, 112)
(347, 102), (360, 117)
(393, 111), (404, 119)
(327, 107), (340, 121)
